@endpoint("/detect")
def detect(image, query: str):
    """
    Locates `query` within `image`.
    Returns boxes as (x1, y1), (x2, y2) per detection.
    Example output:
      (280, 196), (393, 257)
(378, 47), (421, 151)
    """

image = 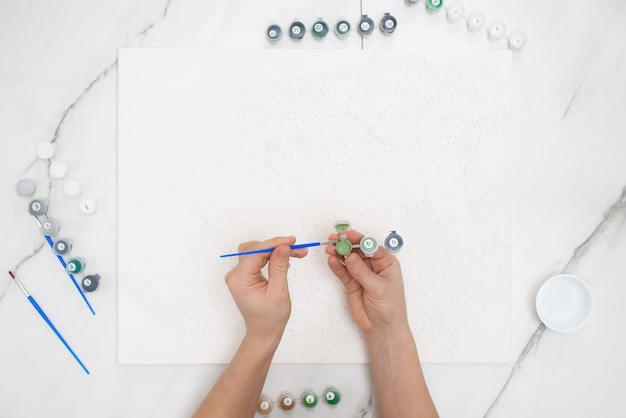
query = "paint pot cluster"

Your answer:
(256, 387), (341, 415)
(18, 186), (102, 295)
(266, 1), (525, 51)
(266, 13), (398, 43)
(33, 142), (97, 214)
(332, 220), (404, 258)
(442, 1), (526, 50)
